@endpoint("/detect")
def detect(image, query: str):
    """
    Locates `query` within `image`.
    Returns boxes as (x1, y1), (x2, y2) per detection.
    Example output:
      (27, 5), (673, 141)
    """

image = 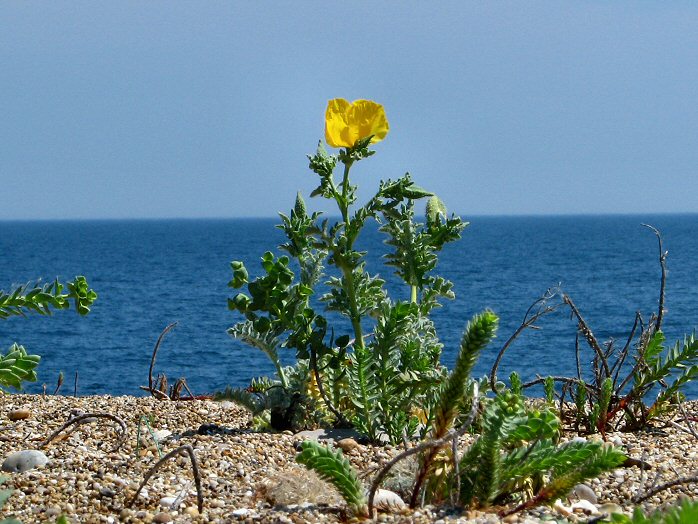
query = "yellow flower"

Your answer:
(324, 99), (389, 149)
